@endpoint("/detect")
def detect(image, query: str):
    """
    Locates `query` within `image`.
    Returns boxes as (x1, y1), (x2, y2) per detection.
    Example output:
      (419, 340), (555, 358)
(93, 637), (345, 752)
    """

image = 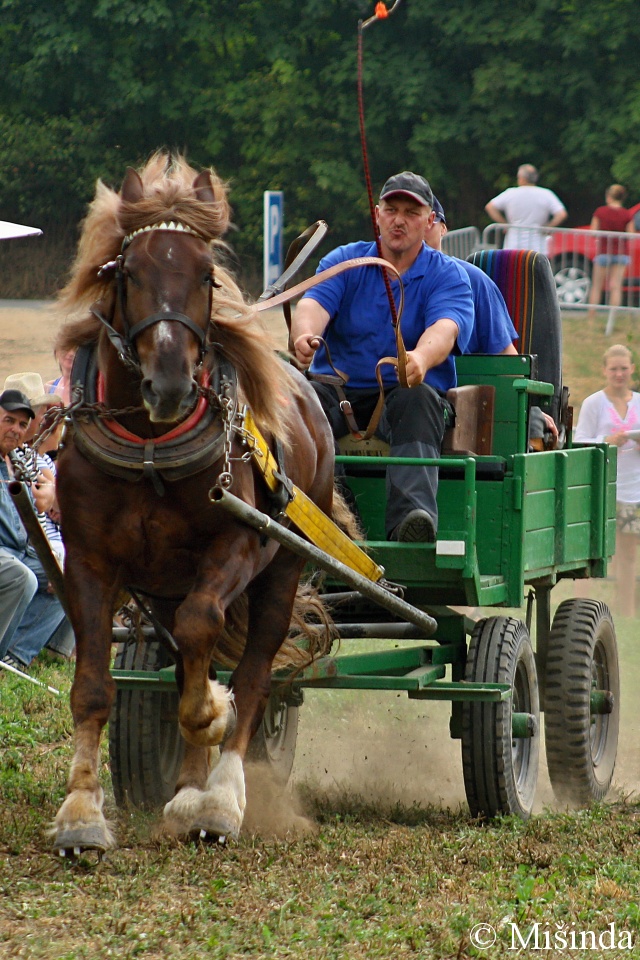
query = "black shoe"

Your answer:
(391, 509), (437, 543)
